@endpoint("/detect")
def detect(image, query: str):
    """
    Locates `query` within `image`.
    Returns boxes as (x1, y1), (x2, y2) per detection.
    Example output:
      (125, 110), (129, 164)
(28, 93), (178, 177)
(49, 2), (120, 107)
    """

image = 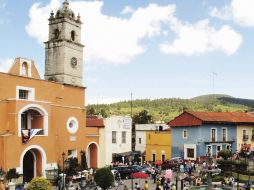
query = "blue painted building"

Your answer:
(169, 111), (254, 161)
